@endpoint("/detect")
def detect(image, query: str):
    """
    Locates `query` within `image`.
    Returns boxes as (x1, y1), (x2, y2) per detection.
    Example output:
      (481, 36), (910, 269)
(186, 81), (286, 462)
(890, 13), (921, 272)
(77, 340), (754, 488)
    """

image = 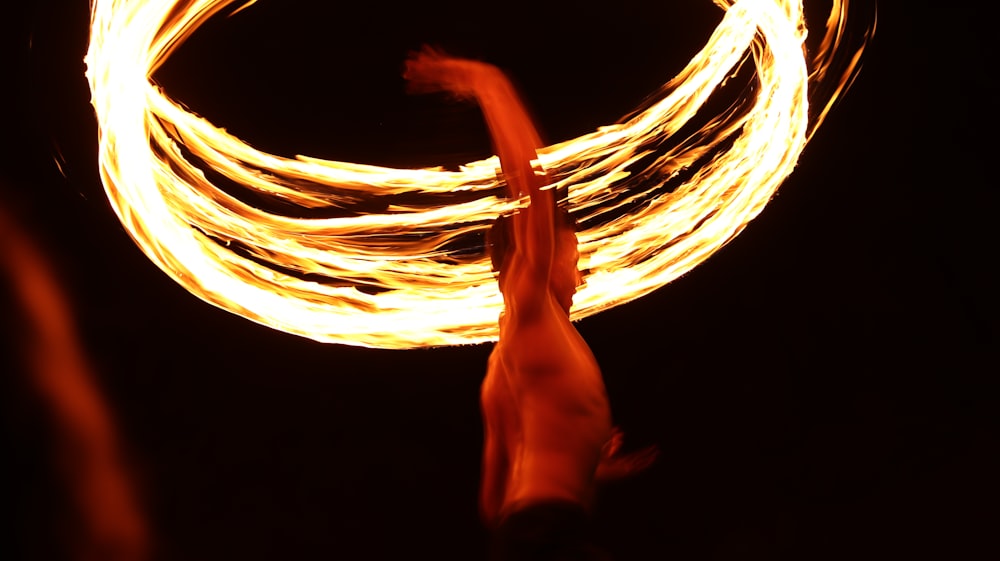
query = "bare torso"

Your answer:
(480, 273), (612, 522)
